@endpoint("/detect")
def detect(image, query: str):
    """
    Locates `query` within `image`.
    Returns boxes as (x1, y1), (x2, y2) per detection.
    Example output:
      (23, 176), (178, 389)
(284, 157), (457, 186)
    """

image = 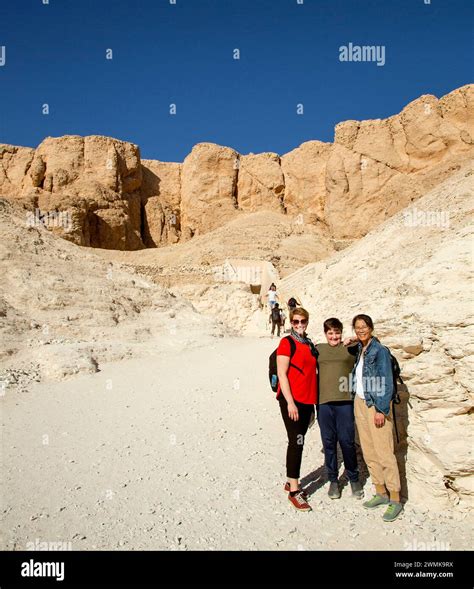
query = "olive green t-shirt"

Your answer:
(317, 343), (356, 404)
